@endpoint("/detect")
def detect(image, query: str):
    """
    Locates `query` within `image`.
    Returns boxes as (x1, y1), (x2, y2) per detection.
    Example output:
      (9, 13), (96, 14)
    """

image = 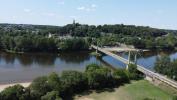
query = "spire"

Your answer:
(73, 19), (76, 25)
